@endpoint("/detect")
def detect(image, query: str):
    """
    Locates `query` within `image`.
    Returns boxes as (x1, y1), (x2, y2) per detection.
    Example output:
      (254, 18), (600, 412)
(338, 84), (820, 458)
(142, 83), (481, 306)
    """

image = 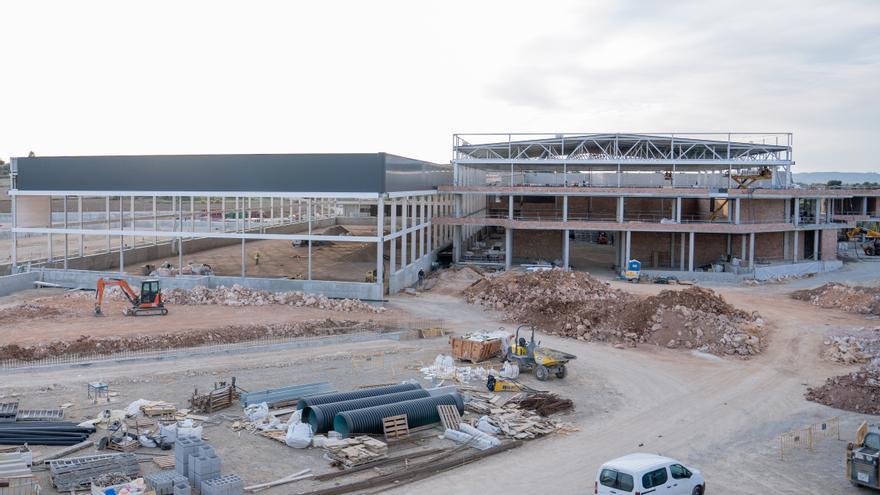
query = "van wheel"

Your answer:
(692, 486), (703, 495)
